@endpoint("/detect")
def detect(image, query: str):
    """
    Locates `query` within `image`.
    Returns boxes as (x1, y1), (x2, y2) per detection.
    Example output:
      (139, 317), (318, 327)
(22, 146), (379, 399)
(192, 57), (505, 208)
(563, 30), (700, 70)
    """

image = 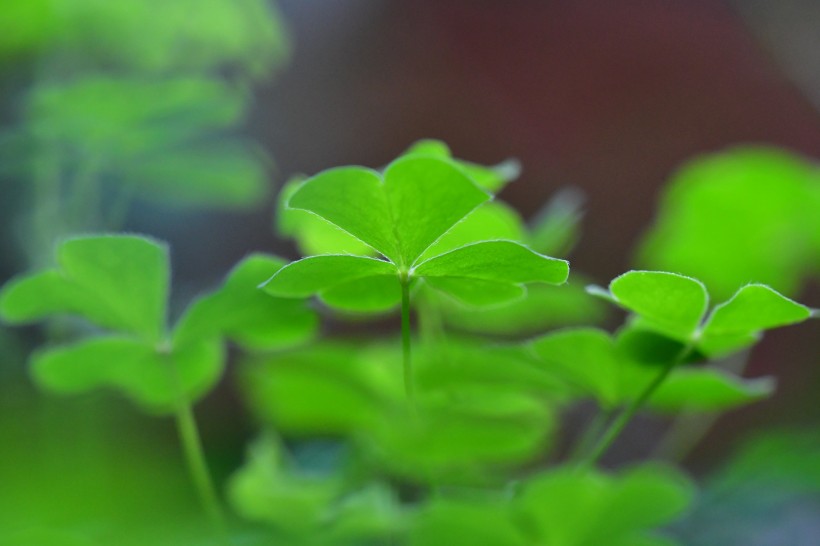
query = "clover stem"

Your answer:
(31, 150), (61, 267)
(651, 349), (750, 462)
(577, 343), (694, 470)
(69, 157), (101, 232)
(568, 408), (613, 464)
(400, 276), (415, 405)
(169, 357), (231, 543)
(418, 294), (444, 347)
